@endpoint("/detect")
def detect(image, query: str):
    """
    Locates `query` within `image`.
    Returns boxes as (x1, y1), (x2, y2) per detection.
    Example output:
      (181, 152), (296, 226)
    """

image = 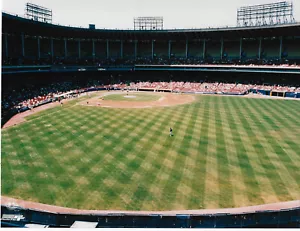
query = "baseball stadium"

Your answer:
(1, 0), (300, 228)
